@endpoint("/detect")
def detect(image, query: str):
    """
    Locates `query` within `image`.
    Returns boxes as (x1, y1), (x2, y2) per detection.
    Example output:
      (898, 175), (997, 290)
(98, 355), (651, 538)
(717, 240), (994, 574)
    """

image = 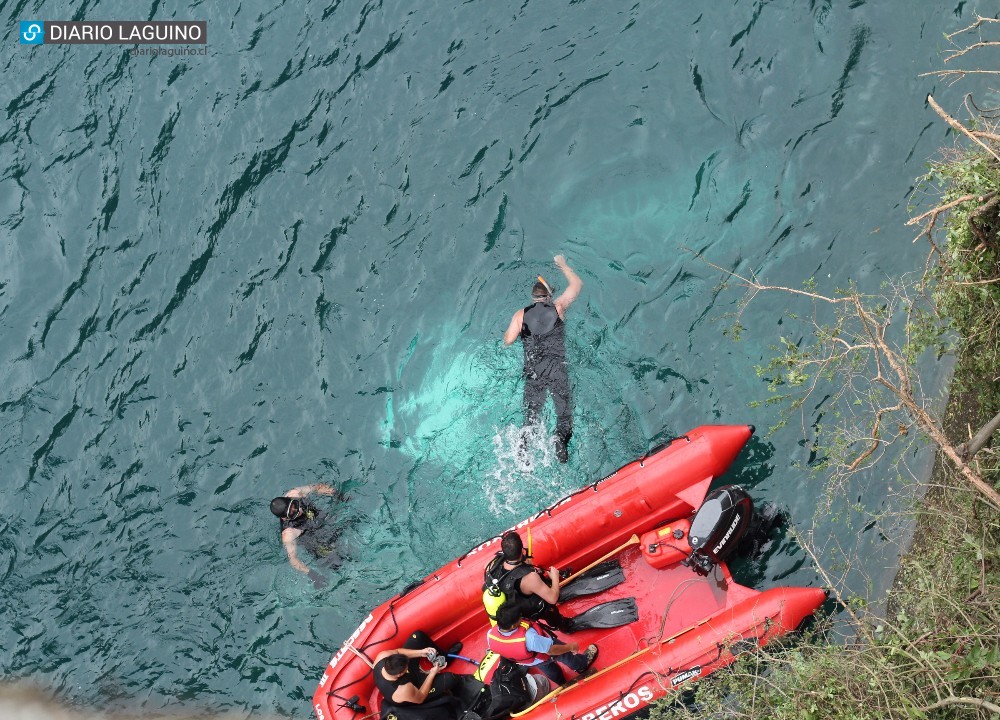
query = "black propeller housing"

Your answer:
(683, 485), (753, 576)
